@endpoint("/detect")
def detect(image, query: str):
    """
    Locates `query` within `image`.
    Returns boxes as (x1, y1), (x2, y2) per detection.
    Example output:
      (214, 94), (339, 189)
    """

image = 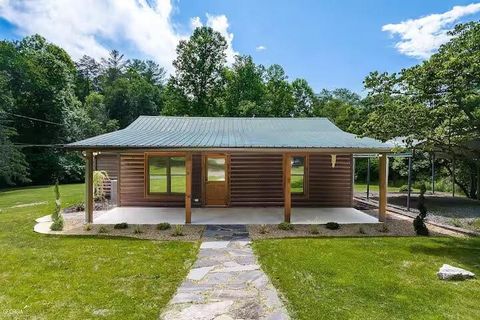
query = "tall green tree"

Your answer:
(0, 72), (29, 186)
(166, 27), (227, 116)
(314, 88), (362, 132)
(291, 78), (316, 116)
(101, 49), (129, 86)
(361, 22), (480, 198)
(75, 55), (101, 102)
(264, 64), (294, 116)
(224, 55), (265, 116)
(0, 35), (83, 183)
